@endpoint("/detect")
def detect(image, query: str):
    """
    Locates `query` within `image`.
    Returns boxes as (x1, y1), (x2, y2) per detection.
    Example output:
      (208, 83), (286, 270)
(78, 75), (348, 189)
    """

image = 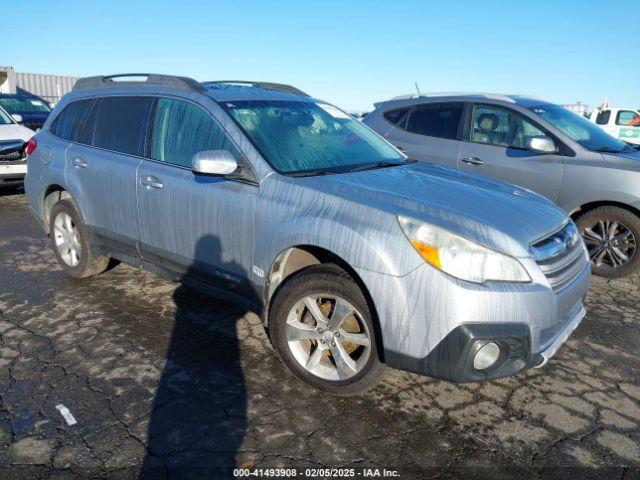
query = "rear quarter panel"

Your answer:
(25, 130), (69, 226)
